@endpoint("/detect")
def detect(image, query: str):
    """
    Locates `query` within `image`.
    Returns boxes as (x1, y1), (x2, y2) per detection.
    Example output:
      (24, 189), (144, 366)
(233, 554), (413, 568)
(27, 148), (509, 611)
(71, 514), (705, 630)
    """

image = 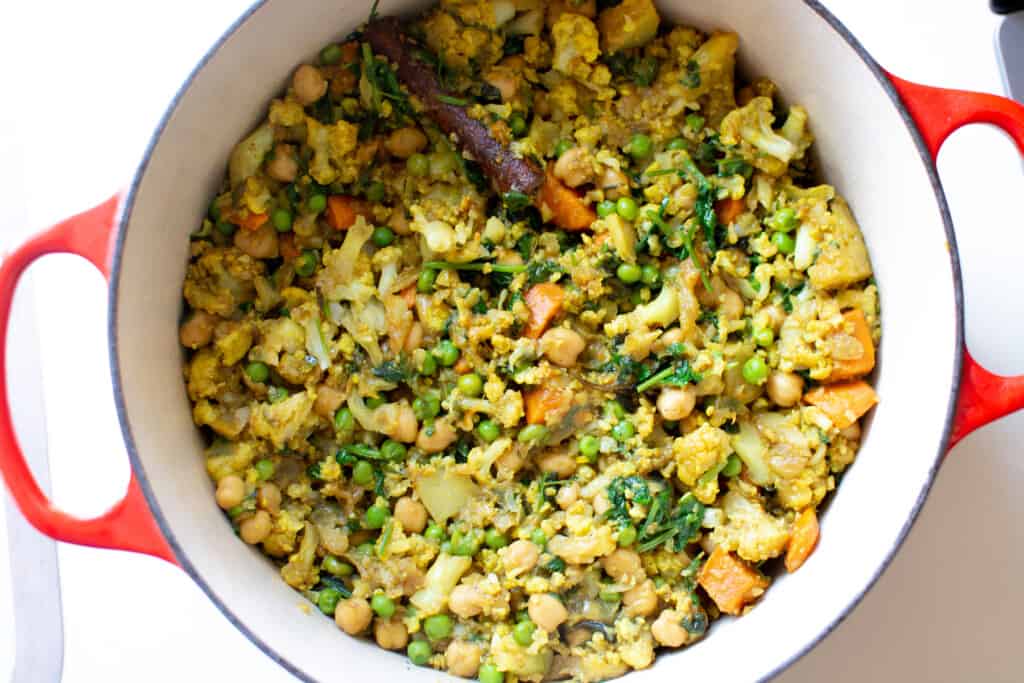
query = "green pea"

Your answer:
(272, 208), (293, 232)
(667, 137), (687, 151)
(616, 263), (642, 284)
(245, 361), (270, 383)
(722, 453), (743, 478)
(216, 220), (237, 236)
(770, 207), (799, 232)
(381, 440), (407, 461)
(604, 400), (625, 420)
(685, 113), (705, 132)
(596, 200), (617, 218)
(508, 113), (528, 137)
(517, 424), (548, 443)
(317, 587), (342, 615)
(434, 340), (460, 367)
(478, 664), (504, 683)
(753, 328), (774, 348)
(352, 460), (374, 486)
(334, 406), (355, 432)
(413, 393), (441, 421)
(578, 435), (600, 461)
(371, 593), (395, 618)
(554, 139), (573, 158)
(627, 134), (652, 159)
(267, 386), (288, 403)
(295, 250), (318, 277)
(365, 504), (389, 529)
(366, 181), (386, 203)
(365, 395), (386, 410)
(307, 194), (327, 214)
(419, 353), (438, 376)
(450, 530), (480, 556)
(617, 525), (637, 547)
(254, 458), (275, 481)
(599, 589), (621, 603)
(357, 542), (375, 555)
(484, 528), (508, 549)
(612, 420), (635, 441)
(530, 528), (547, 546)
(513, 619), (536, 646)
(371, 226), (394, 247)
(407, 153), (430, 177)
(423, 613), (454, 641)
(323, 555), (353, 576)
(319, 43), (343, 66)
(742, 356), (769, 385)
(424, 522), (446, 542)
(641, 264), (660, 286)
(457, 373), (484, 397)
(616, 197), (639, 221)
(772, 231), (796, 255)
(477, 419), (500, 443)
(417, 268), (437, 293)
(407, 640), (432, 666)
